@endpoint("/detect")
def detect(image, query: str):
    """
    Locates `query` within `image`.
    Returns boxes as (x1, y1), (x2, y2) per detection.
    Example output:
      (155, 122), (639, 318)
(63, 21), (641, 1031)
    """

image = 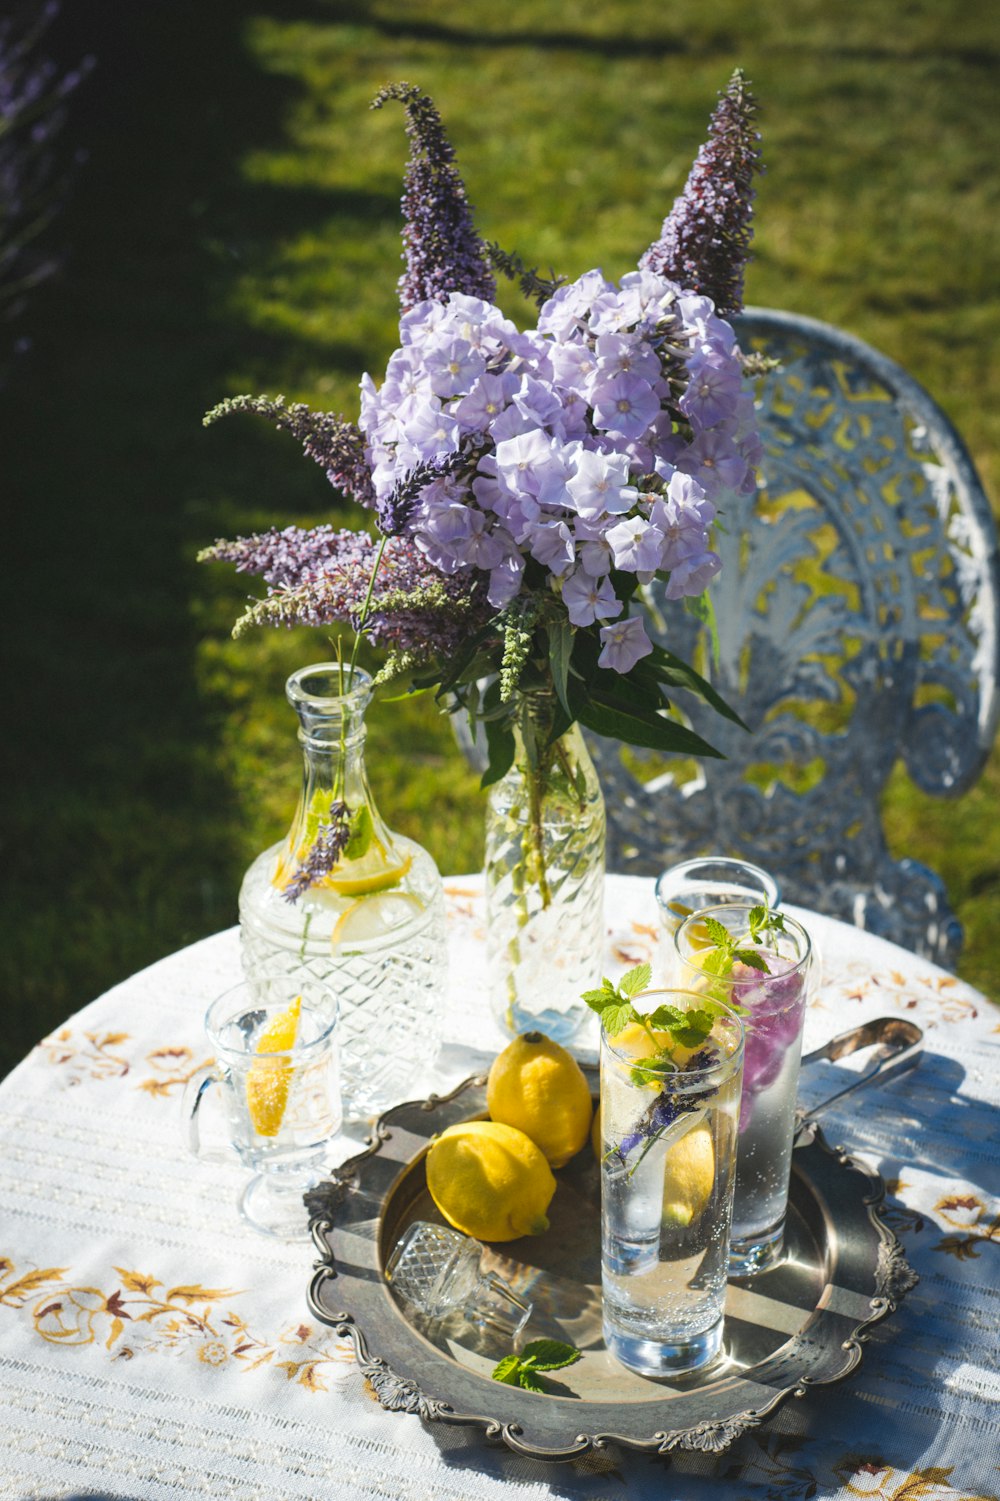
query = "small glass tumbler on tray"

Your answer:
(599, 991), (744, 1377)
(385, 1220), (532, 1338)
(654, 857), (781, 958)
(668, 904), (816, 1276)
